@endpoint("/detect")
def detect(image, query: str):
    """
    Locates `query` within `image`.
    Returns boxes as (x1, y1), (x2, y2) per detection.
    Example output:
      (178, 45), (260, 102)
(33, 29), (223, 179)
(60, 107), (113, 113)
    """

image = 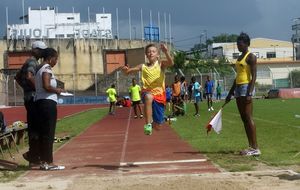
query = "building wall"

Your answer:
(0, 39), (159, 90)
